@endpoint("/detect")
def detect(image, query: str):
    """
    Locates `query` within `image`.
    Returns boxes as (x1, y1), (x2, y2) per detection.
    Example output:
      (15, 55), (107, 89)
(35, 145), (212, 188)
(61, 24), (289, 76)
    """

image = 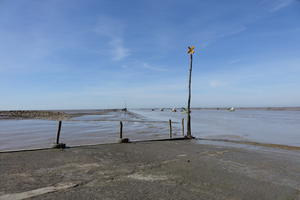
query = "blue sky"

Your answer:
(0, 0), (300, 109)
